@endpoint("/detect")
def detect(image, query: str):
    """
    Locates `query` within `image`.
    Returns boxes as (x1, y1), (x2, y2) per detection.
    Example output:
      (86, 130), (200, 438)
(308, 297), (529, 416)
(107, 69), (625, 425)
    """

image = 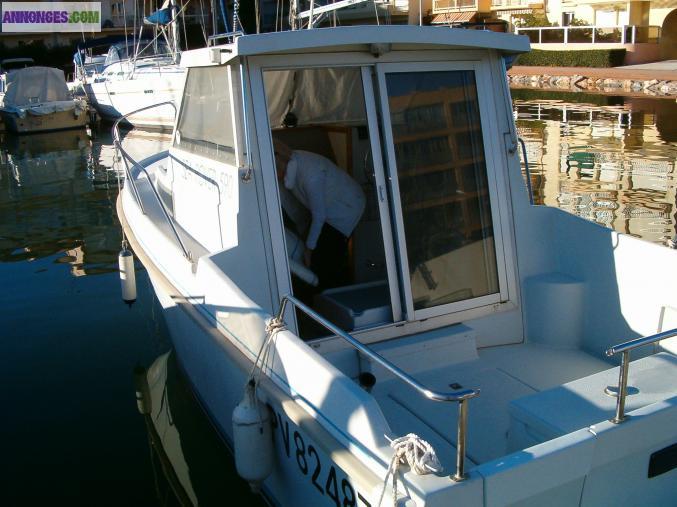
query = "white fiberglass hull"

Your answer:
(87, 69), (184, 129)
(120, 175), (677, 507)
(118, 195), (385, 507)
(117, 27), (677, 506)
